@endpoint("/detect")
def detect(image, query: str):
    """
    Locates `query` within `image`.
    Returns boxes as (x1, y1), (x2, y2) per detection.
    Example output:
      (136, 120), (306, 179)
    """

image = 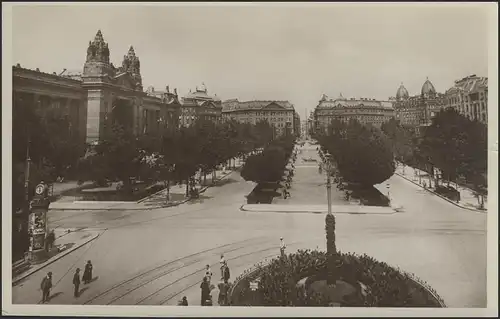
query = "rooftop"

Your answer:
(222, 99), (294, 112)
